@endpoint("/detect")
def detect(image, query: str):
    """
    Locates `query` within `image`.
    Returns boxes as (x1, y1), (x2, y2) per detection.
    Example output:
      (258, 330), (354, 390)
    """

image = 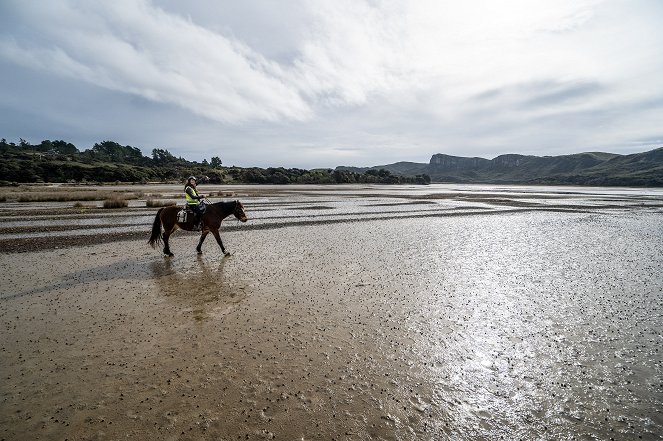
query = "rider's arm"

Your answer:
(186, 187), (203, 199)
